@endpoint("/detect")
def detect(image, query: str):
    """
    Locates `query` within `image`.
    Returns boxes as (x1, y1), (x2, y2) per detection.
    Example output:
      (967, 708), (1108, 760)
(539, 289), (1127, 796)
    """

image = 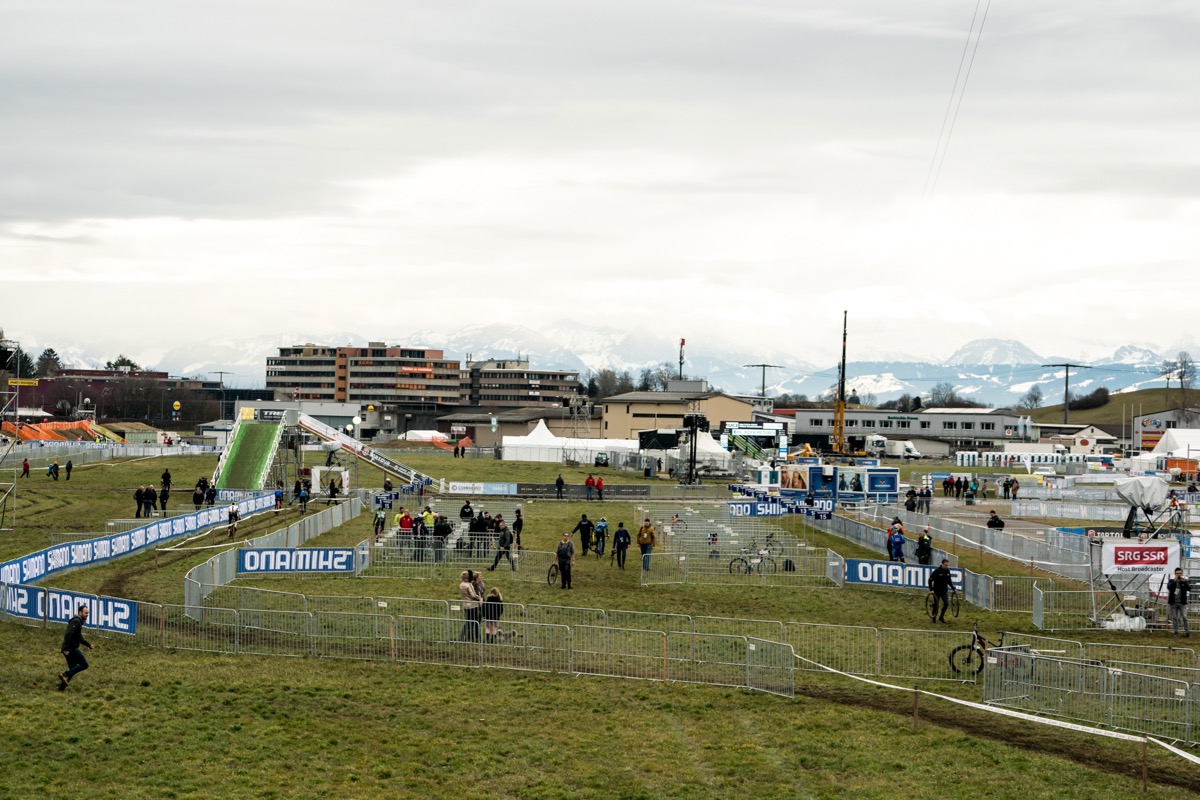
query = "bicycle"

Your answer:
(925, 588), (960, 620)
(547, 561), (559, 587)
(948, 621), (1030, 677)
(729, 544), (777, 576)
